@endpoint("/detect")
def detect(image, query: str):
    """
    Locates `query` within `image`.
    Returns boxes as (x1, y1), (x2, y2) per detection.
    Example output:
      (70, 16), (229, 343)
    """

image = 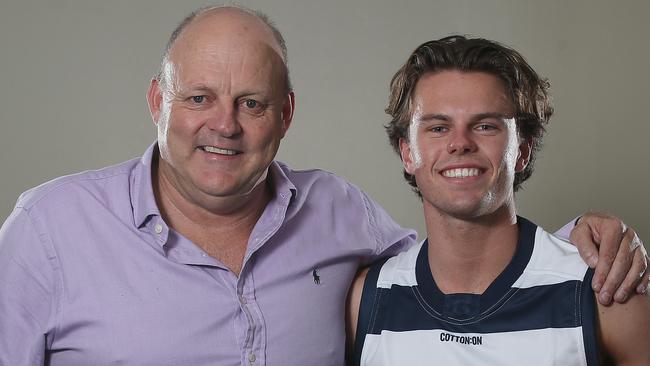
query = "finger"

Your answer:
(637, 260), (649, 294)
(614, 243), (647, 302)
(596, 226), (632, 305)
(589, 219), (625, 294)
(636, 248), (649, 294)
(570, 221), (599, 268)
